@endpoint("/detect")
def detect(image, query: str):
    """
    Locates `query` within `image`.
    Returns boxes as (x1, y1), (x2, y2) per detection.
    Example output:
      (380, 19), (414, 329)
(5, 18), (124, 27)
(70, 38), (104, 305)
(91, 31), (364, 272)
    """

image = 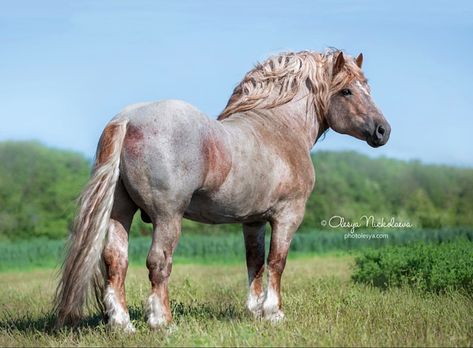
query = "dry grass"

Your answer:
(1, 255), (472, 346)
